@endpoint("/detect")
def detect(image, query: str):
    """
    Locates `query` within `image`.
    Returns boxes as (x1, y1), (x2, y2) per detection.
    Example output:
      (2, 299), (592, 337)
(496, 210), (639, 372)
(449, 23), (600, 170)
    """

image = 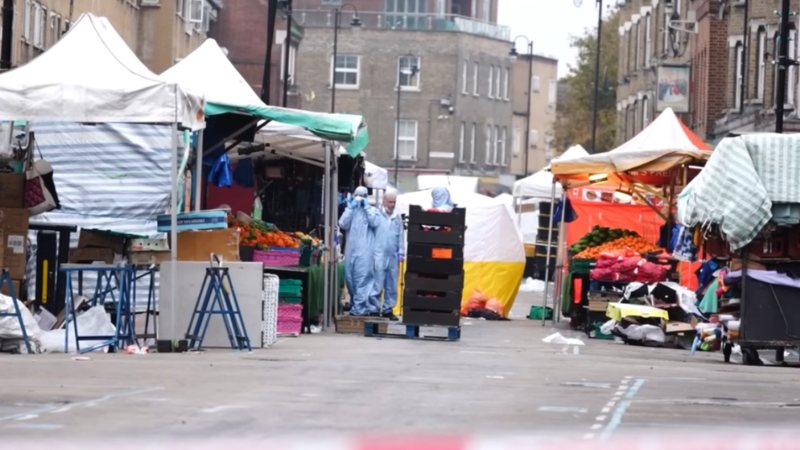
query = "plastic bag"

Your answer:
(0, 293), (42, 352)
(461, 289), (488, 316)
(485, 298), (504, 316)
(40, 305), (116, 353)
